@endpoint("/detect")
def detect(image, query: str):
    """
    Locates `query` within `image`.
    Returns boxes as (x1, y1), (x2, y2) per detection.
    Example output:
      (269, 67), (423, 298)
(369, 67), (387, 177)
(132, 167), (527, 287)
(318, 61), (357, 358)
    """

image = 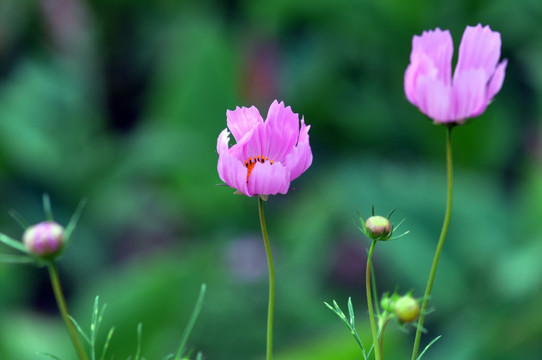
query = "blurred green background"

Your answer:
(0, 0), (541, 359)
